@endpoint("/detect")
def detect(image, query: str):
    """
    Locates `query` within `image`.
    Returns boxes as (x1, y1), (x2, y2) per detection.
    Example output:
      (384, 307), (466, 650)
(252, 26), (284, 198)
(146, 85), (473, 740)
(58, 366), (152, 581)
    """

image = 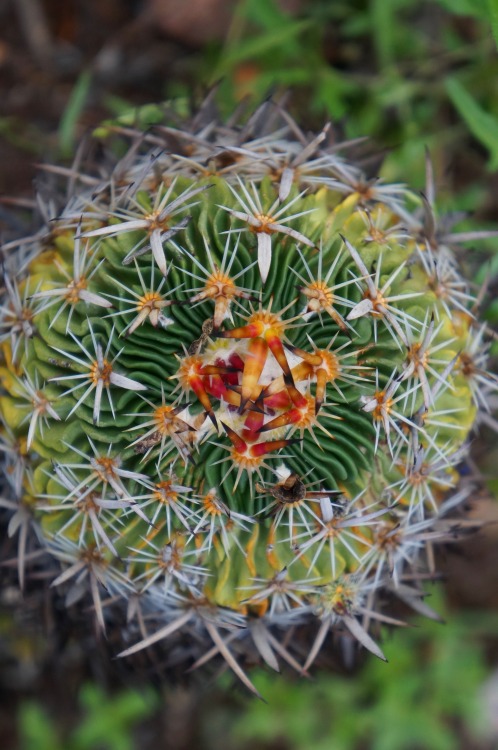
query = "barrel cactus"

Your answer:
(0, 101), (495, 694)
